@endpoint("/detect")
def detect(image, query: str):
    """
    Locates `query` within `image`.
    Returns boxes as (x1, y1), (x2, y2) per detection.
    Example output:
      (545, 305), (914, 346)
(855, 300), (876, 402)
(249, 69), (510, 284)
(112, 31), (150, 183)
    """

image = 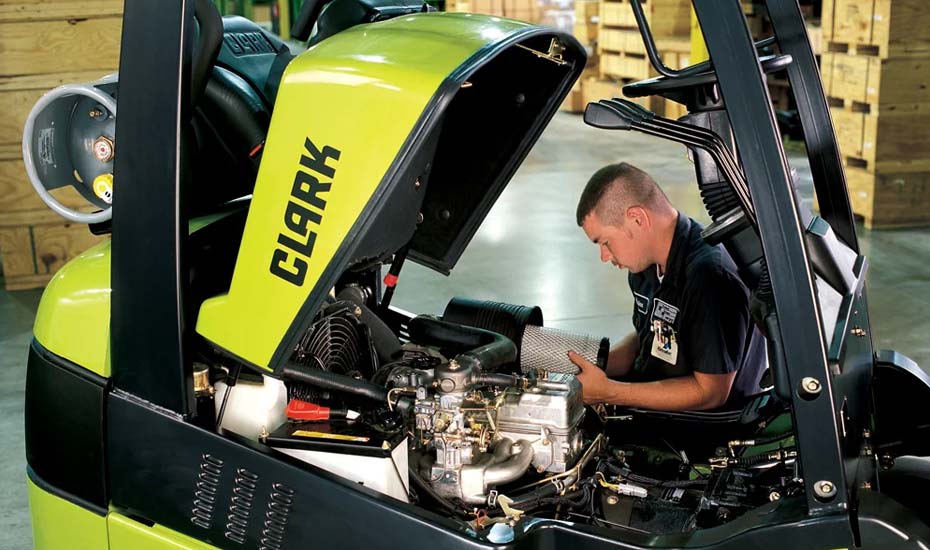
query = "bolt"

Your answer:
(414, 179), (422, 190)
(800, 377), (822, 397)
(769, 491), (781, 502)
(536, 465), (546, 474)
(354, 306), (362, 317)
(814, 480), (836, 501)
(851, 326), (866, 338)
(416, 212), (424, 224)
(606, 495), (619, 505)
(880, 453), (895, 470)
(860, 481), (872, 490)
